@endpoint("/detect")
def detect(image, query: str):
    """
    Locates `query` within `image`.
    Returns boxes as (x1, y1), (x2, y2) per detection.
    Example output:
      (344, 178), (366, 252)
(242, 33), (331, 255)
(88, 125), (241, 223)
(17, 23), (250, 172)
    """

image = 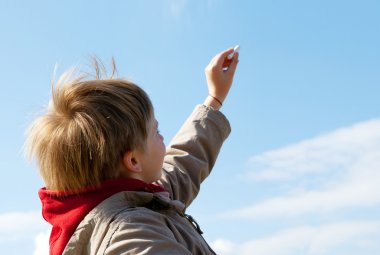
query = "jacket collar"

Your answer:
(39, 178), (165, 255)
